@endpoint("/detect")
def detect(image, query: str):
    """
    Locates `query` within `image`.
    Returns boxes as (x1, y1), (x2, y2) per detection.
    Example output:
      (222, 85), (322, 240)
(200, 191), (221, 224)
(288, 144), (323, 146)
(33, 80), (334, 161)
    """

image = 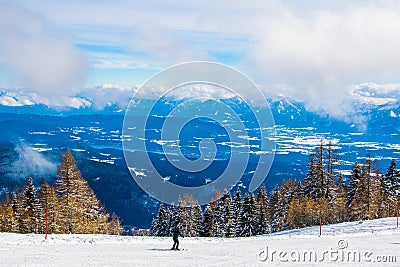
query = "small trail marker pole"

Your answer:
(319, 218), (322, 236)
(45, 209), (49, 240)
